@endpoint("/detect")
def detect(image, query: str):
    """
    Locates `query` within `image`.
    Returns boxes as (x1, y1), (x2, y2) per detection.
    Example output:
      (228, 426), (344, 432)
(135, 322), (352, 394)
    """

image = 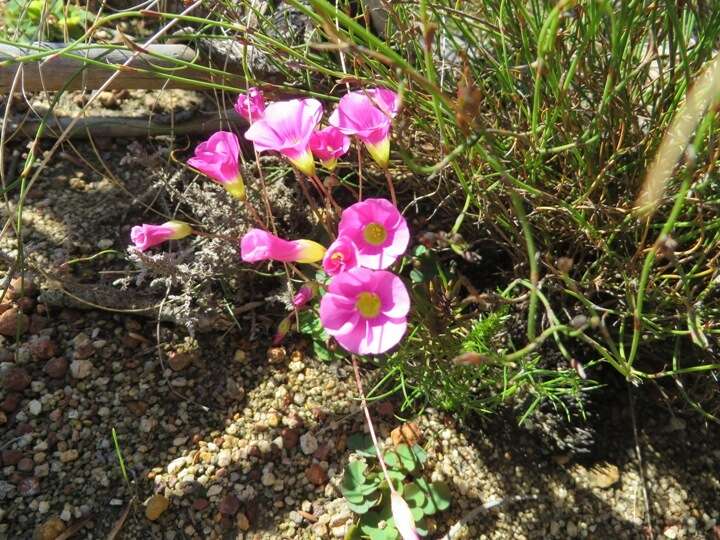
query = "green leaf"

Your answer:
(395, 444), (418, 474)
(428, 481), (452, 511)
(411, 445), (428, 465)
(383, 451), (400, 469)
(403, 483), (425, 508)
(347, 433), (376, 458)
(410, 506), (424, 522)
(360, 508), (399, 540)
(415, 479), (452, 515)
(347, 490), (381, 514)
(414, 517), (429, 537)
